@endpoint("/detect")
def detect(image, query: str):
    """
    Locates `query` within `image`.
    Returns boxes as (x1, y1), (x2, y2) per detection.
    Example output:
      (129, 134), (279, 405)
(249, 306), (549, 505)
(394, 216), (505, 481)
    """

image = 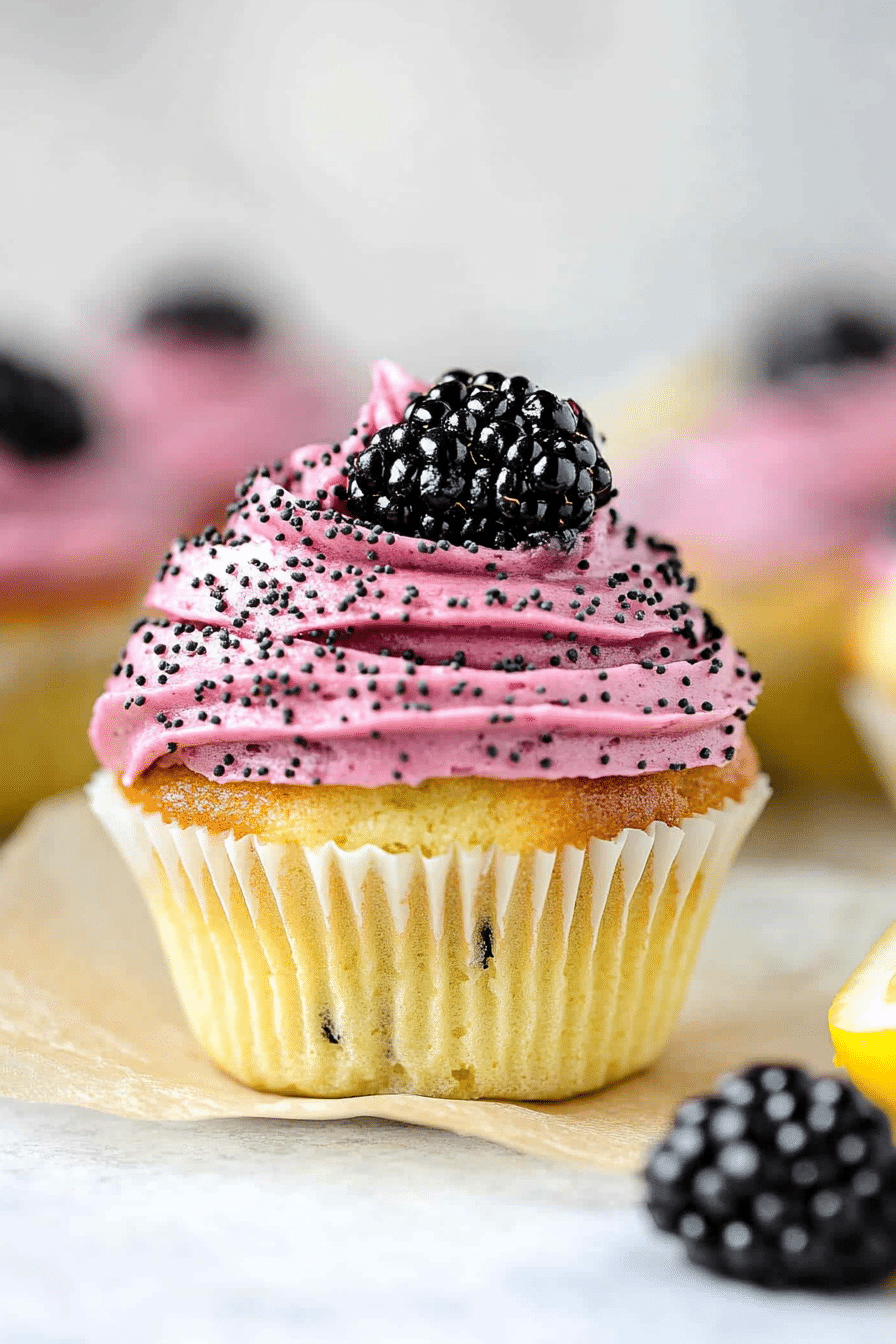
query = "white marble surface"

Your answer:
(0, 1100), (891, 1343)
